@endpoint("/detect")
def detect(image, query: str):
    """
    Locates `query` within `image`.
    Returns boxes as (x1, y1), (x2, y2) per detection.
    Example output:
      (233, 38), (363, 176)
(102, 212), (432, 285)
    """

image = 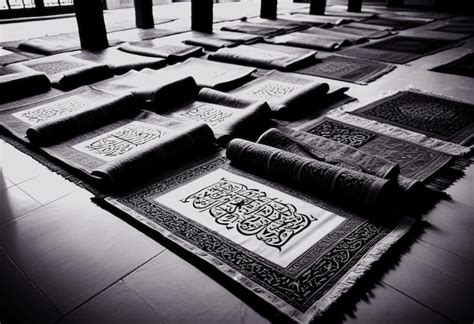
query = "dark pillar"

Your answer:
(134, 0), (154, 28)
(191, 0), (213, 33)
(309, 0), (326, 15)
(260, 0), (277, 19)
(347, 0), (362, 12)
(73, 0), (108, 50)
